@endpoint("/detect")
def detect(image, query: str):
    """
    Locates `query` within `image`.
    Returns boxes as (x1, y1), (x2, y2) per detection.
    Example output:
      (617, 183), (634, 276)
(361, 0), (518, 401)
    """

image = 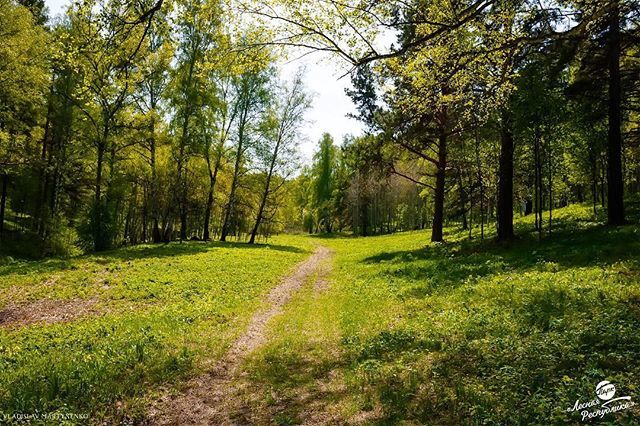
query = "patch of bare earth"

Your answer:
(0, 298), (100, 328)
(146, 246), (333, 425)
